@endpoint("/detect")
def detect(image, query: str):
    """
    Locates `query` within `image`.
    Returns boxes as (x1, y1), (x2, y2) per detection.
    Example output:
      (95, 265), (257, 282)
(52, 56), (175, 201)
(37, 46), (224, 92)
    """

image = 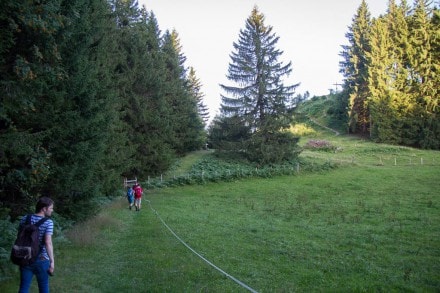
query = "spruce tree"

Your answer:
(407, 0), (439, 148)
(45, 0), (127, 219)
(188, 67), (210, 126)
(367, 16), (400, 143)
(216, 6), (300, 164)
(340, 0), (439, 149)
(383, 0), (413, 144)
(161, 30), (205, 154)
(340, 0), (372, 135)
(0, 0), (125, 219)
(117, 8), (176, 176)
(432, 7), (440, 122)
(0, 0), (66, 216)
